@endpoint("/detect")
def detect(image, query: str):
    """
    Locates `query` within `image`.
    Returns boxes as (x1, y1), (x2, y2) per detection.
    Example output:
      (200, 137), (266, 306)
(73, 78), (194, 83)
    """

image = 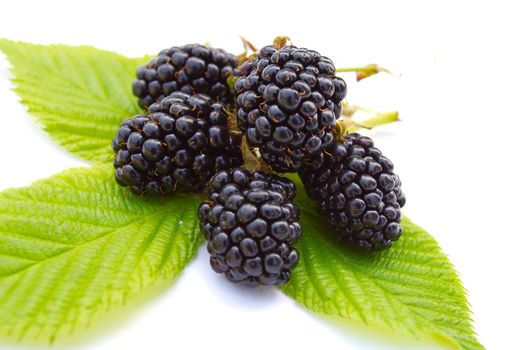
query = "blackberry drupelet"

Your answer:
(198, 169), (301, 286)
(300, 133), (406, 251)
(112, 92), (242, 195)
(133, 44), (238, 109)
(234, 44), (347, 172)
